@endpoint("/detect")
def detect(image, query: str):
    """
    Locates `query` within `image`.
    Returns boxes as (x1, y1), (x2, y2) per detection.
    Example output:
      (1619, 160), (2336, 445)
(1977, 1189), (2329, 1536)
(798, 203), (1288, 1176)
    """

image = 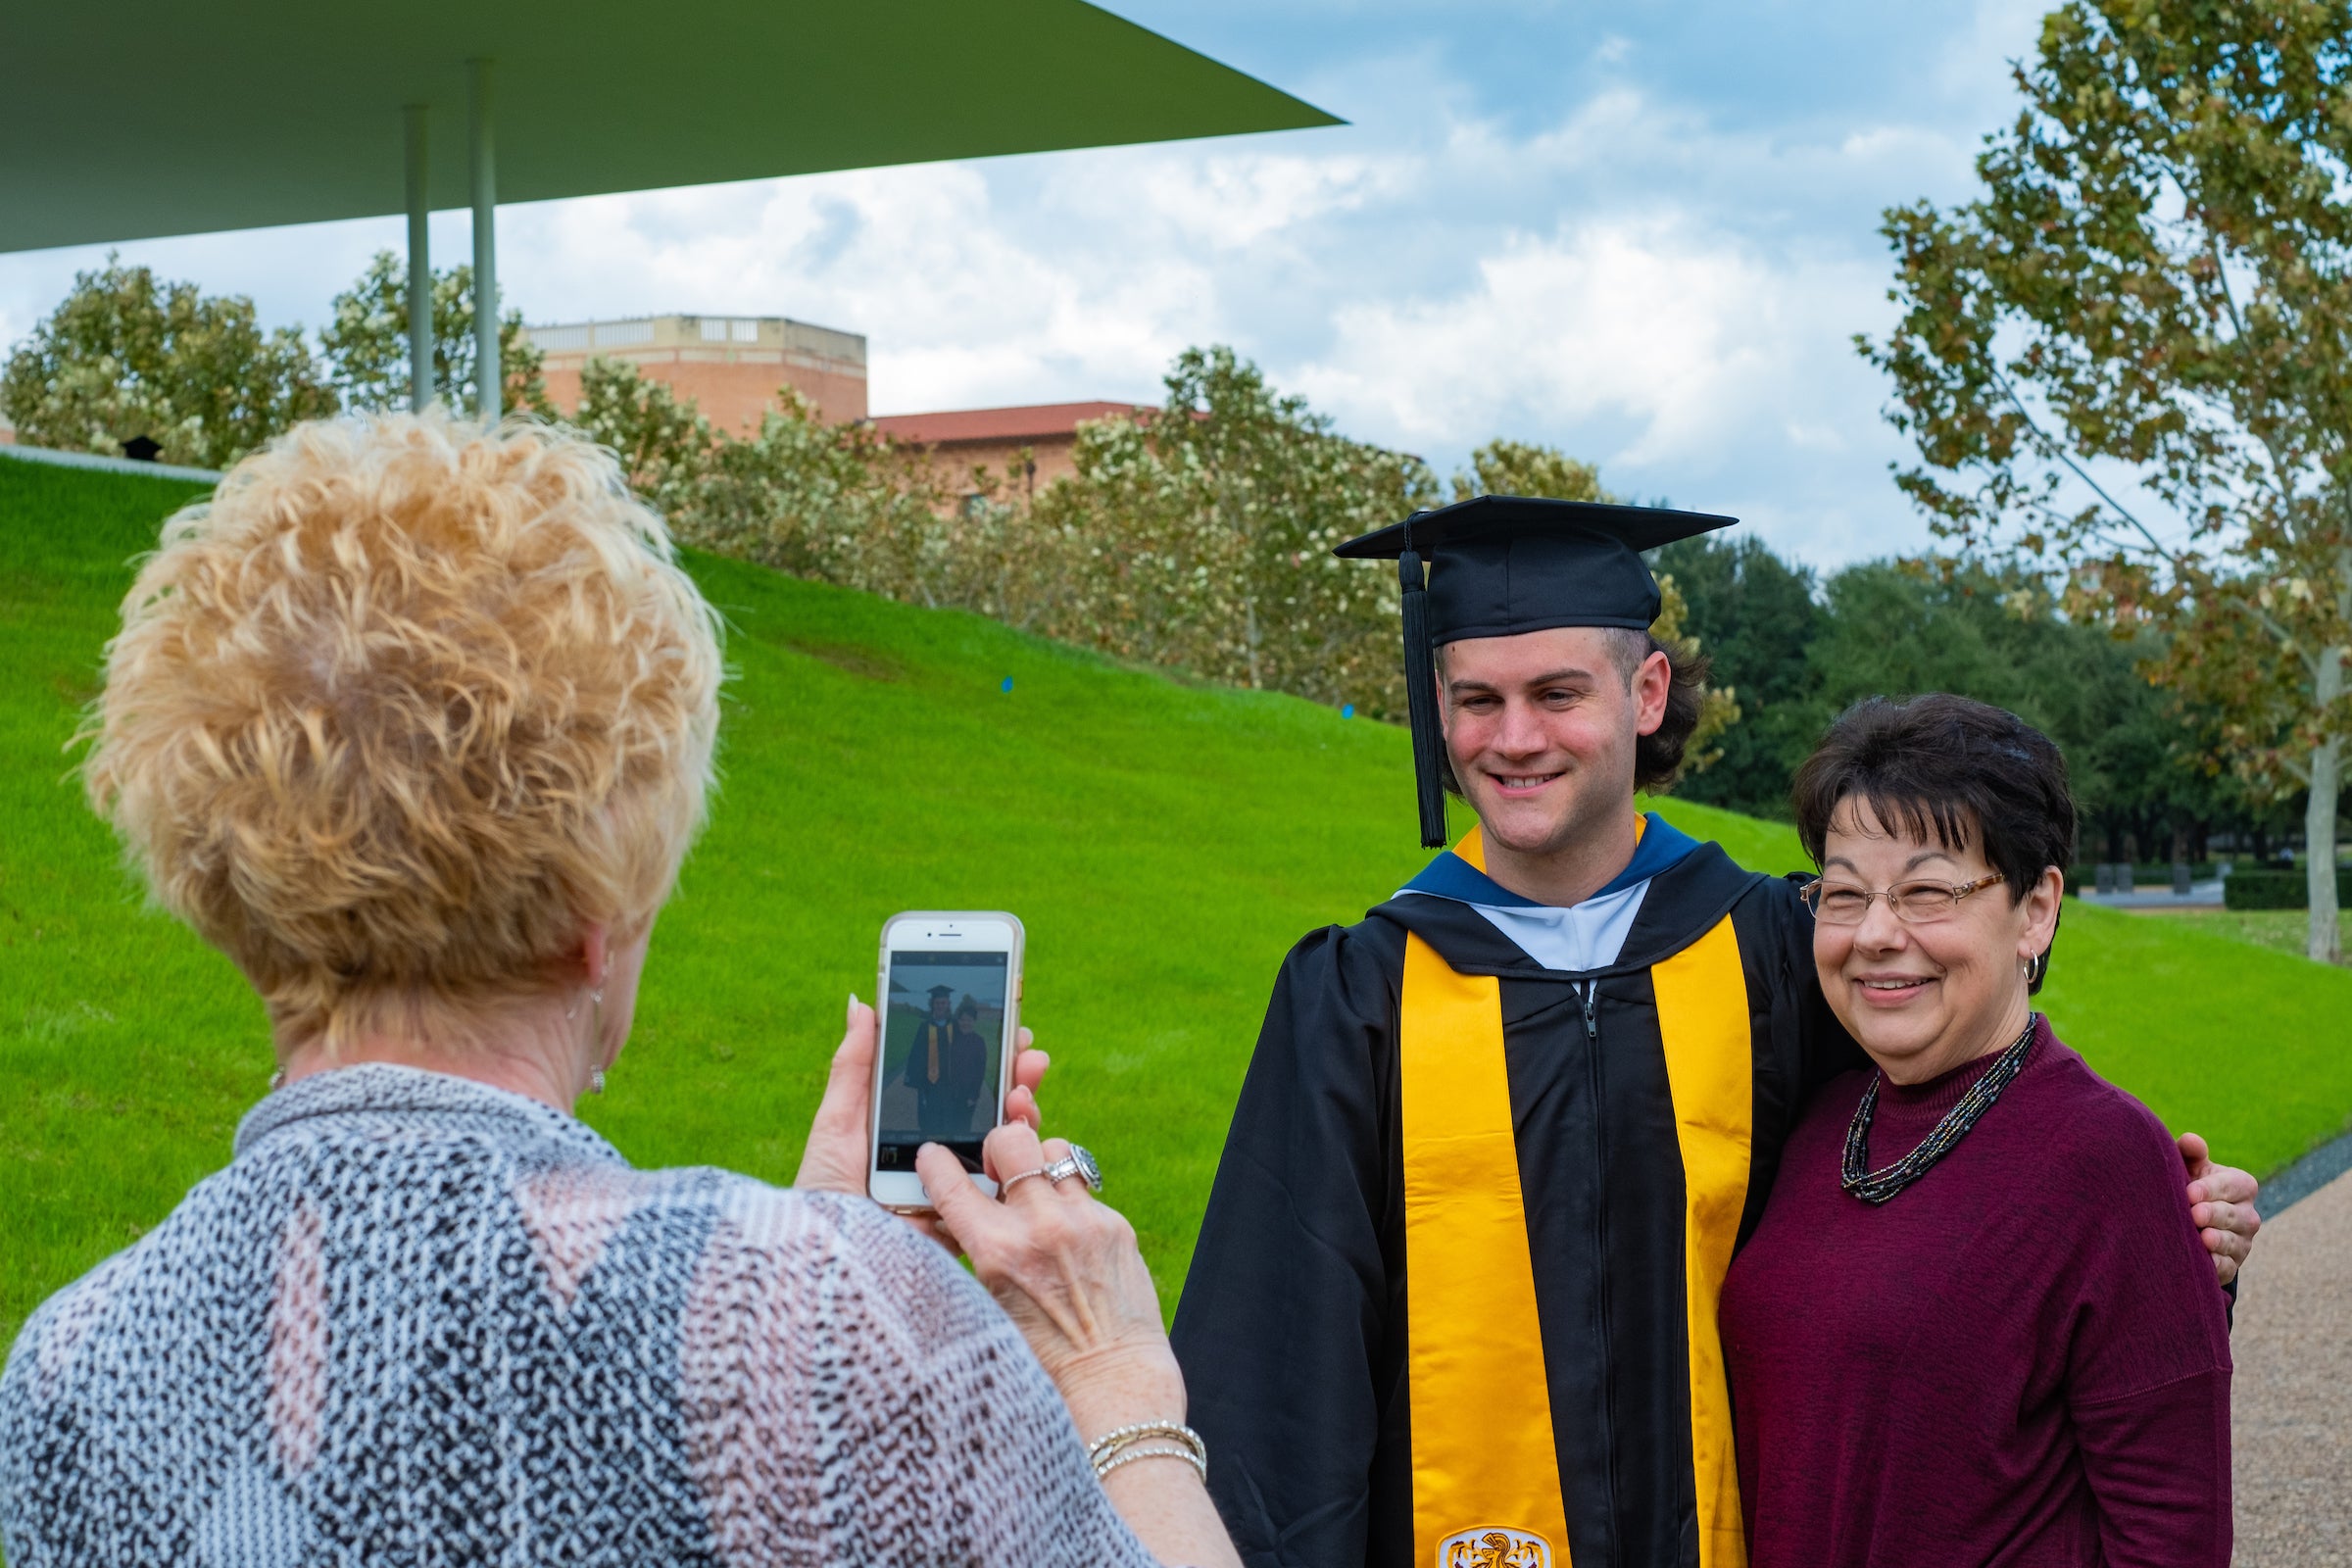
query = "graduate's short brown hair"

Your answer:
(1790, 694), (2076, 993)
(1609, 629), (1714, 793)
(82, 410), (723, 1052)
